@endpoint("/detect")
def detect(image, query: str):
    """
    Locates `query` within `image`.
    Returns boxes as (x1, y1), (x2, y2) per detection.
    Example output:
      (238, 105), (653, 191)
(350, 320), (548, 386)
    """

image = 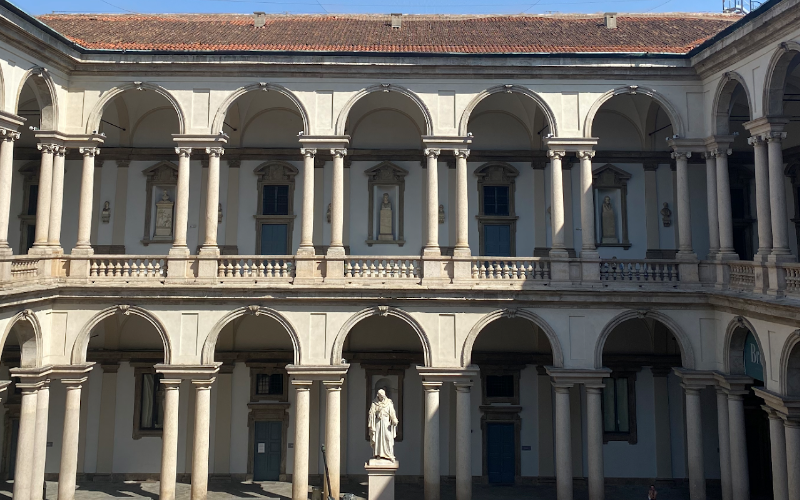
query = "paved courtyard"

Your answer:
(0, 479), (720, 500)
